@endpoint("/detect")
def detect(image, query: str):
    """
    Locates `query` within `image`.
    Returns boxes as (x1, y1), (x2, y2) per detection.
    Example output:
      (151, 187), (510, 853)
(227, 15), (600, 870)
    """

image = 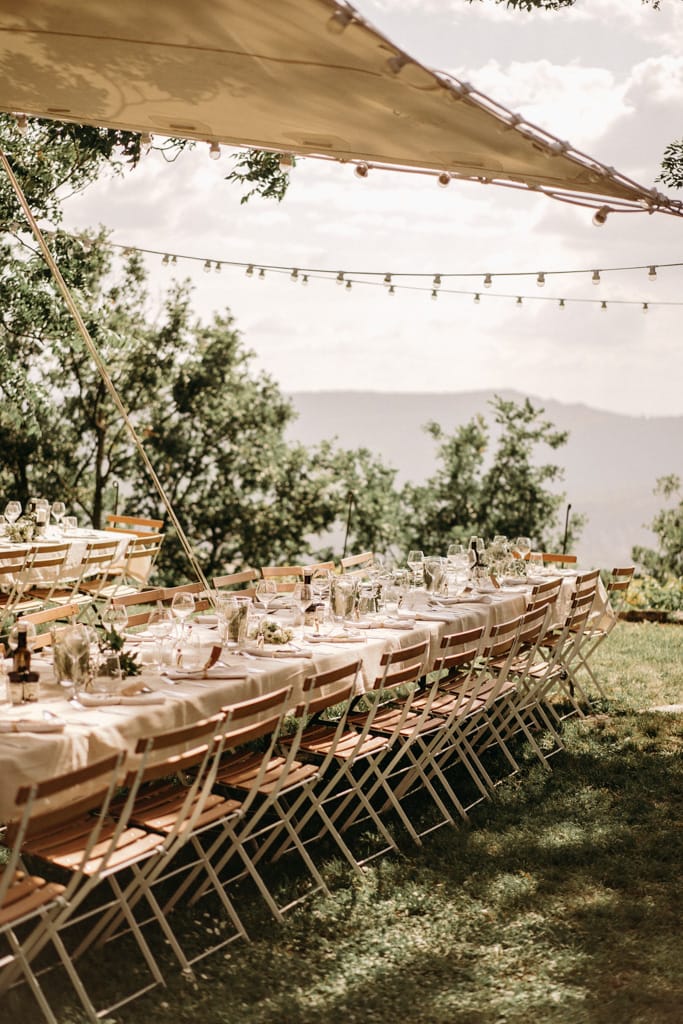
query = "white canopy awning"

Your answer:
(0, 0), (680, 218)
